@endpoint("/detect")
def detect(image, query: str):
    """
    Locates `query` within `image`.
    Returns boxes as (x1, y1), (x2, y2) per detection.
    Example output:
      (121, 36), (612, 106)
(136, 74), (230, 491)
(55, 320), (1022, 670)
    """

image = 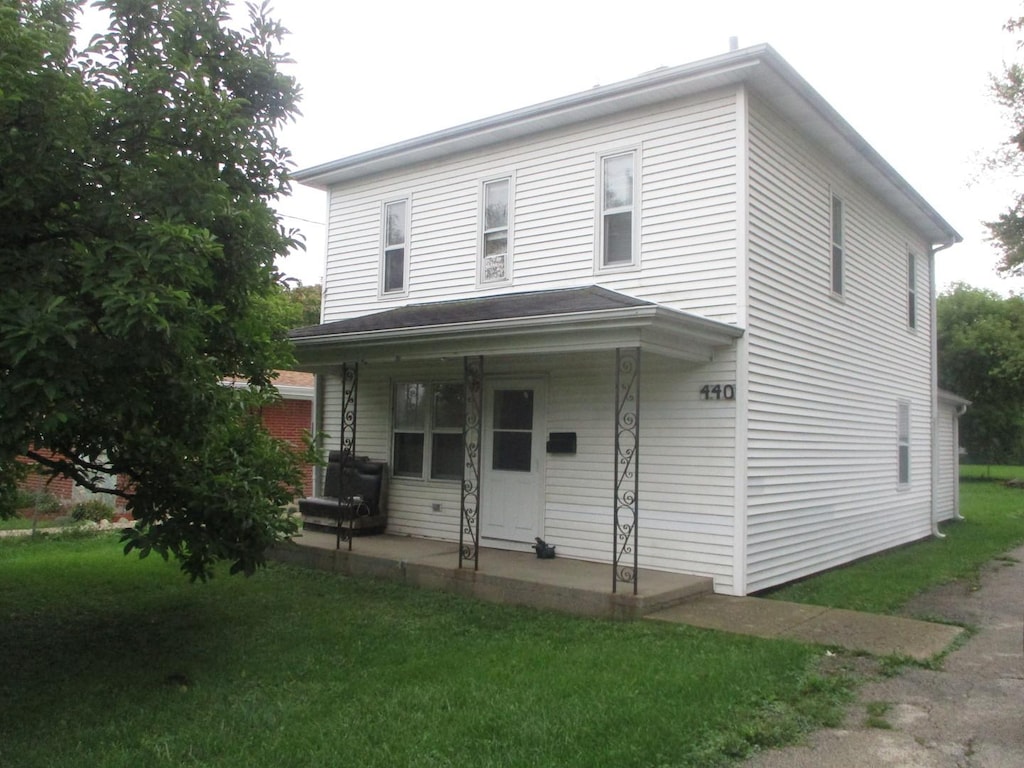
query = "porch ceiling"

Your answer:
(289, 286), (743, 370)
